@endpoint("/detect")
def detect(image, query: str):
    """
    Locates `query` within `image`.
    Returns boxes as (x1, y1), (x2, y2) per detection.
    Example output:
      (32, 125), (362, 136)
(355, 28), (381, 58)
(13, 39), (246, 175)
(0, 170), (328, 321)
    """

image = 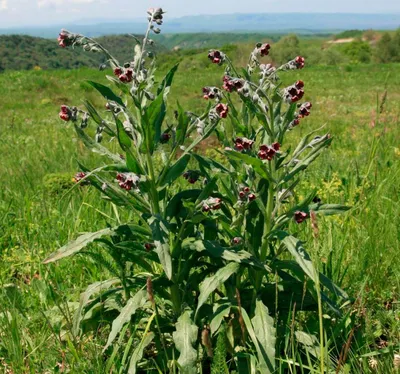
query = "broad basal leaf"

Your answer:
(251, 300), (276, 373)
(172, 310), (198, 374)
